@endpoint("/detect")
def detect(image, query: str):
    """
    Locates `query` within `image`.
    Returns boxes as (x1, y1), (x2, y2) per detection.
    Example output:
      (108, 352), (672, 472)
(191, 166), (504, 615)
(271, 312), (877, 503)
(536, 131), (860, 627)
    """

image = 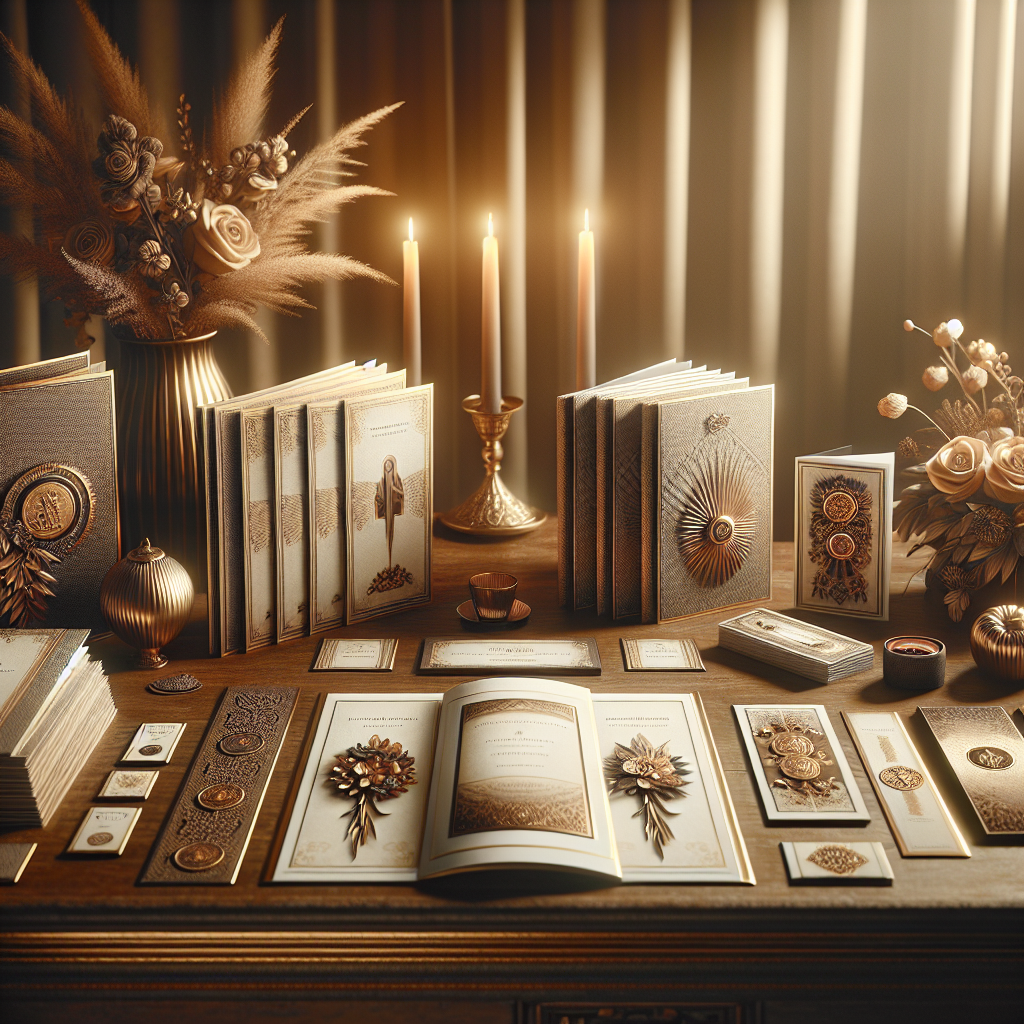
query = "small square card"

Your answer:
(0, 842), (37, 884)
(120, 723), (186, 765)
(620, 638), (705, 672)
(794, 449), (894, 620)
(66, 806), (142, 856)
(312, 638), (398, 672)
(781, 841), (893, 885)
(97, 770), (159, 801)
